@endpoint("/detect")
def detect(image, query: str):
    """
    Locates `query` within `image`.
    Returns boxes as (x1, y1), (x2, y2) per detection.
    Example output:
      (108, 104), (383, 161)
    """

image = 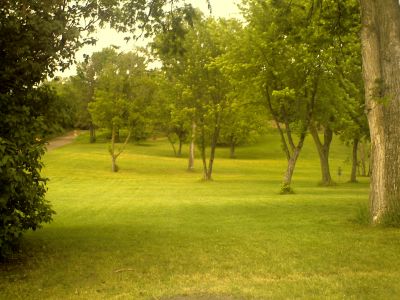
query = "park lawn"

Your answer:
(2, 132), (400, 299)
